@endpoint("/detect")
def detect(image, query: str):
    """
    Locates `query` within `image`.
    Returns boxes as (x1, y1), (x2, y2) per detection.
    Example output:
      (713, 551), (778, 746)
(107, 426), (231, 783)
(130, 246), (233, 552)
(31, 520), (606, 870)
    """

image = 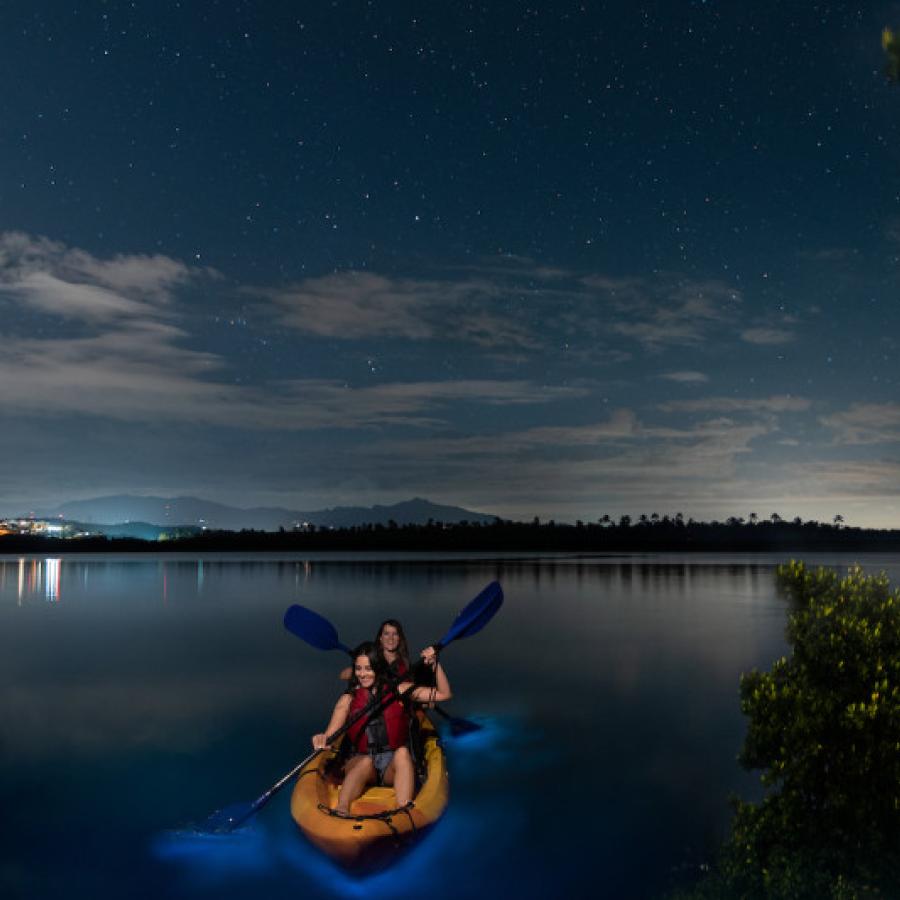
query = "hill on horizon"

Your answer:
(23, 494), (497, 531)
